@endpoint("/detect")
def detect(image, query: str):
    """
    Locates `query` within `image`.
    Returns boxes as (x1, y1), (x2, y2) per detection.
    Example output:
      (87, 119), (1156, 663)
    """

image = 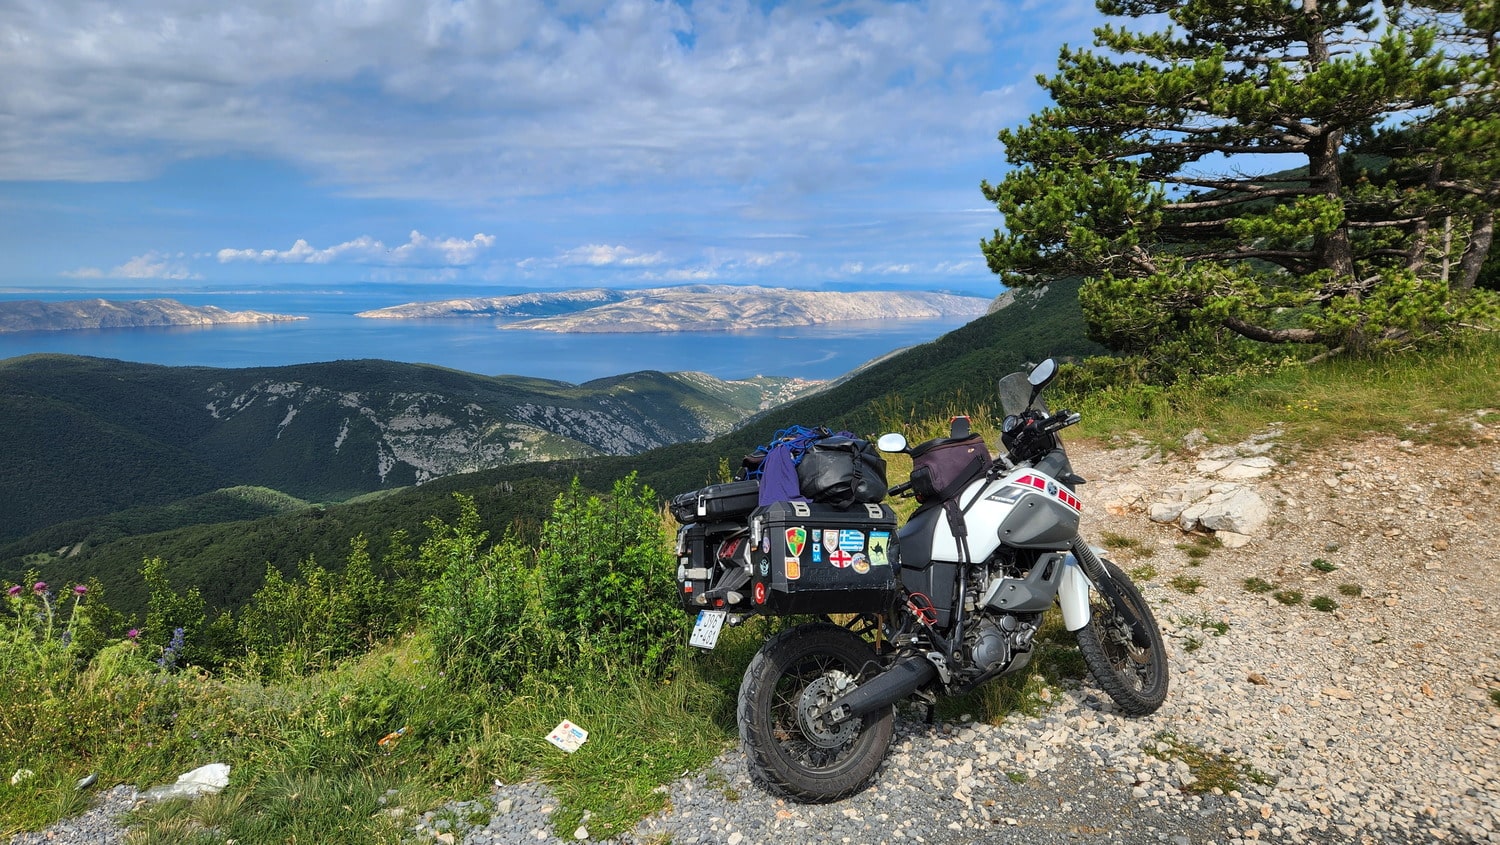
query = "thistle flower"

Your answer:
(73, 584), (88, 596)
(32, 581), (47, 595)
(127, 628), (140, 640)
(5, 585), (19, 598)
